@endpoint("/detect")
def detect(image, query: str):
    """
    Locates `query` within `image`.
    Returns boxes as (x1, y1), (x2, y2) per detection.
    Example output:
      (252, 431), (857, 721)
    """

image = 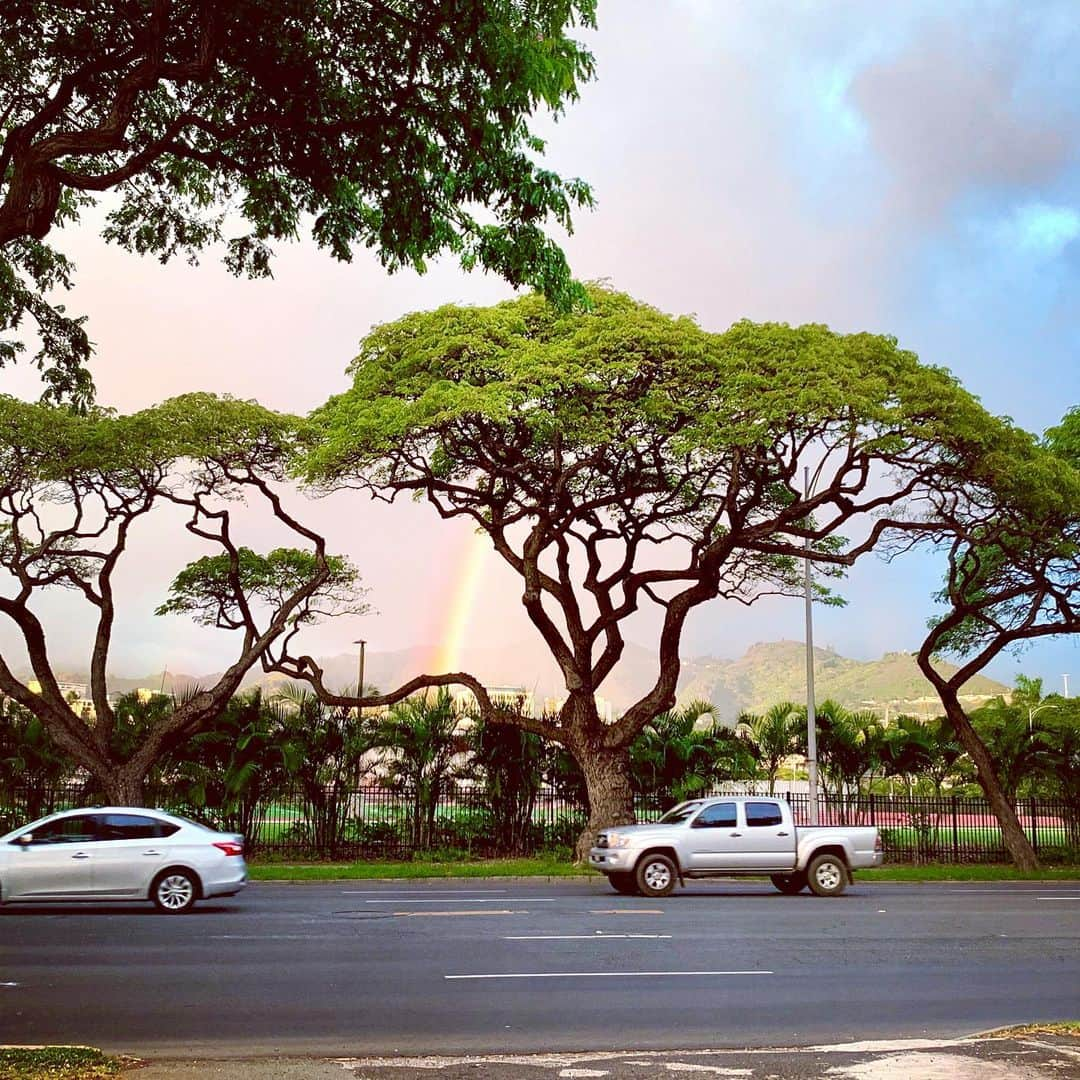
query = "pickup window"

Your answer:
(657, 801), (703, 825)
(745, 802), (784, 827)
(691, 802), (737, 829)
